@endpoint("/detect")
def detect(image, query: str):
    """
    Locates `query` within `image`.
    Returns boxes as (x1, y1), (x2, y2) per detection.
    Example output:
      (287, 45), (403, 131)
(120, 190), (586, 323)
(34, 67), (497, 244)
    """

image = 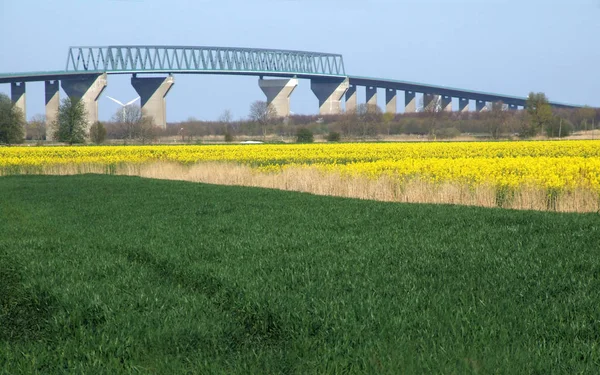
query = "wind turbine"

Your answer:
(106, 96), (140, 119)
